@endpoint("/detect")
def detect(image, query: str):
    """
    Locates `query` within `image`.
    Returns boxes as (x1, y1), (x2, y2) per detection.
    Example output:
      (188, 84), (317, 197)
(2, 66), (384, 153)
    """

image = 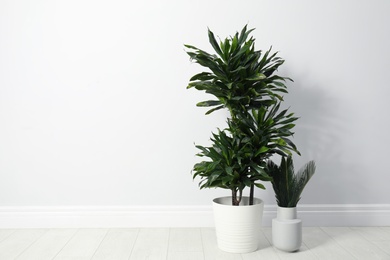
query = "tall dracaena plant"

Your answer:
(186, 25), (300, 205)
(185, 25), (289, 117)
